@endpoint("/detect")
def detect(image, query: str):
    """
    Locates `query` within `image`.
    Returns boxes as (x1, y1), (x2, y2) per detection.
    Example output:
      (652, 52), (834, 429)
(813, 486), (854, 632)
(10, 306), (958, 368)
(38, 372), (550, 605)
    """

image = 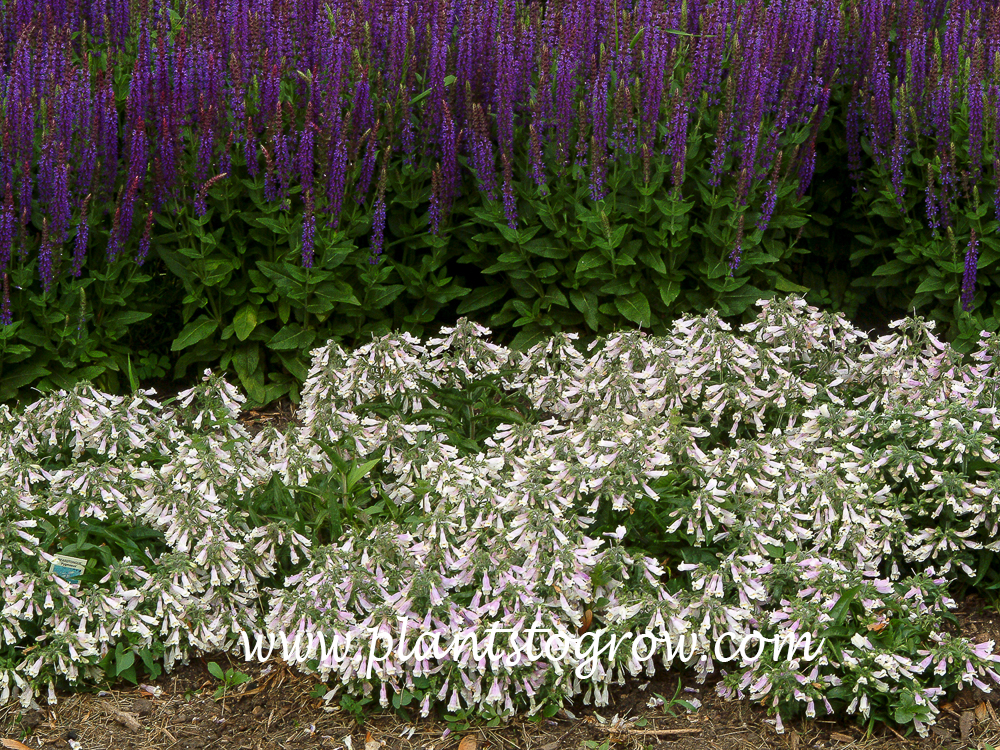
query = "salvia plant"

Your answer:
(0, 295), (997, 739)
(0, 0), (842, 283)
(0, 0), (997, 405)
